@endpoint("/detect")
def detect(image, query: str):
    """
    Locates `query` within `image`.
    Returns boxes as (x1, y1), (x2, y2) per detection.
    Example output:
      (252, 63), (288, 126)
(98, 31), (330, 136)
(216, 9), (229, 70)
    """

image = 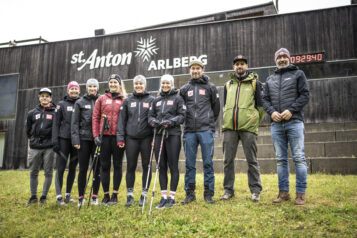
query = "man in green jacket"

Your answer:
(221, 55), (265, 202)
